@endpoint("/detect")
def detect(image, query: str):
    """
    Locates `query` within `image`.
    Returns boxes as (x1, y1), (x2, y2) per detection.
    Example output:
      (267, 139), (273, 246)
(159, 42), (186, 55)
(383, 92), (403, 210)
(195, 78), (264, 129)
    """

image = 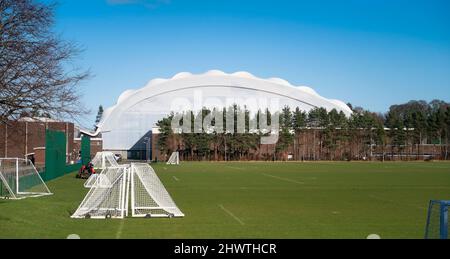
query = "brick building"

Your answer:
(0, 118), (103, 166)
